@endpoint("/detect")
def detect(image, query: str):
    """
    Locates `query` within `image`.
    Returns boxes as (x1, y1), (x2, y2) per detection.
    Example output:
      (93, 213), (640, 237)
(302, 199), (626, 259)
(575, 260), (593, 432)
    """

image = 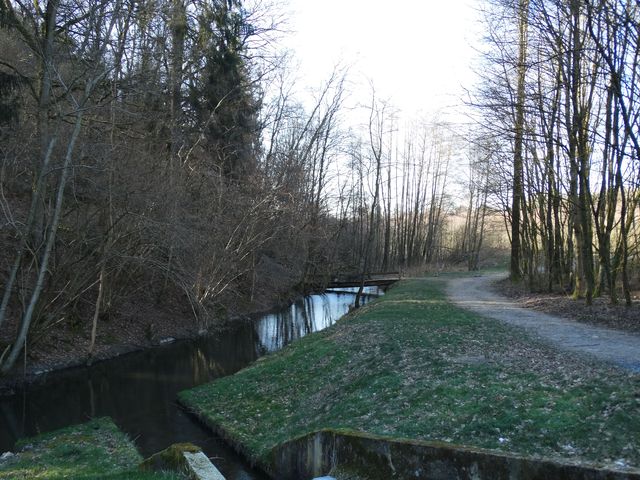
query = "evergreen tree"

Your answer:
(189, 0), (260, 178)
